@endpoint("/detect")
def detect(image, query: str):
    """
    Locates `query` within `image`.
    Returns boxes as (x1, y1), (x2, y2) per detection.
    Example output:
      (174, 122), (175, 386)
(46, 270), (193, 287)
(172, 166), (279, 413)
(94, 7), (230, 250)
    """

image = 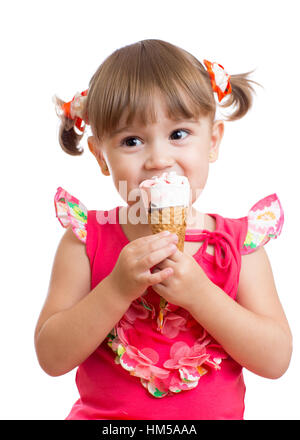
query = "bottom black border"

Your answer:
(0, 419), (293, 438)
